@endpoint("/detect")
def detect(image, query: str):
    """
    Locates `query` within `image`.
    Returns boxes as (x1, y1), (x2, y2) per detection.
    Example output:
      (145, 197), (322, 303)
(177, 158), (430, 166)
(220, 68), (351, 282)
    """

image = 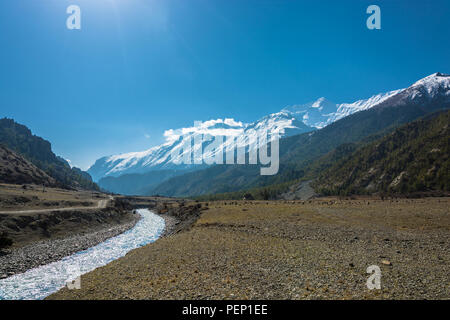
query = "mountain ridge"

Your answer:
(88, 74), (438, 184)
(0, 118), (99, 190)
(149, 72), (450, 197)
